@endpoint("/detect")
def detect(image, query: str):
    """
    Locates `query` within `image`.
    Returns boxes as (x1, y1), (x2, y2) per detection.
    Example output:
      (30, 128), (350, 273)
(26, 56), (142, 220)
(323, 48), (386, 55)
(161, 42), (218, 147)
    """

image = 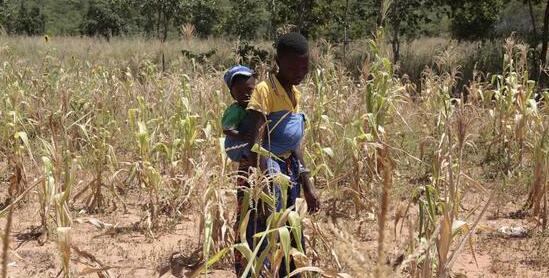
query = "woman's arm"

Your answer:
(295, 142), (320, 213)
